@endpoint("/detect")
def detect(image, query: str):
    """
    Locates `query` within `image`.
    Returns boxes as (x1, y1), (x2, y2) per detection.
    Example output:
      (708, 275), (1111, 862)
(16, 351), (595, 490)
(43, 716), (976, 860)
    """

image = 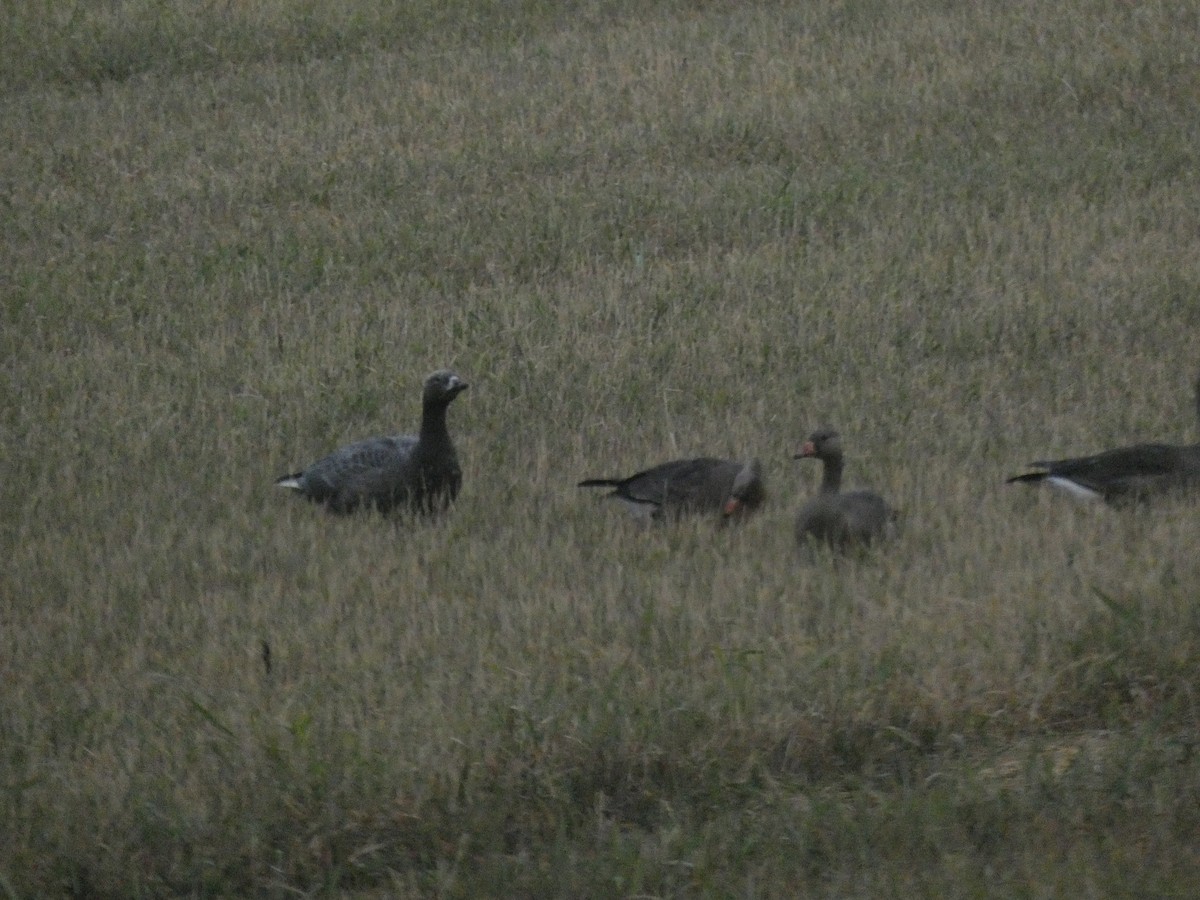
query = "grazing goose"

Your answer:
(1007, 374), (1200, 503)
(578, 457), (765, 522)
(793, 429), (893, 550)
(276, 369), (468, 515)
